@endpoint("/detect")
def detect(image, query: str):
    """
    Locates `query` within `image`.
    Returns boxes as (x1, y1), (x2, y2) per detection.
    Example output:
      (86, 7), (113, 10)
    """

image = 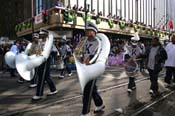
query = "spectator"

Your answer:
(55, 0), (63, 7)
